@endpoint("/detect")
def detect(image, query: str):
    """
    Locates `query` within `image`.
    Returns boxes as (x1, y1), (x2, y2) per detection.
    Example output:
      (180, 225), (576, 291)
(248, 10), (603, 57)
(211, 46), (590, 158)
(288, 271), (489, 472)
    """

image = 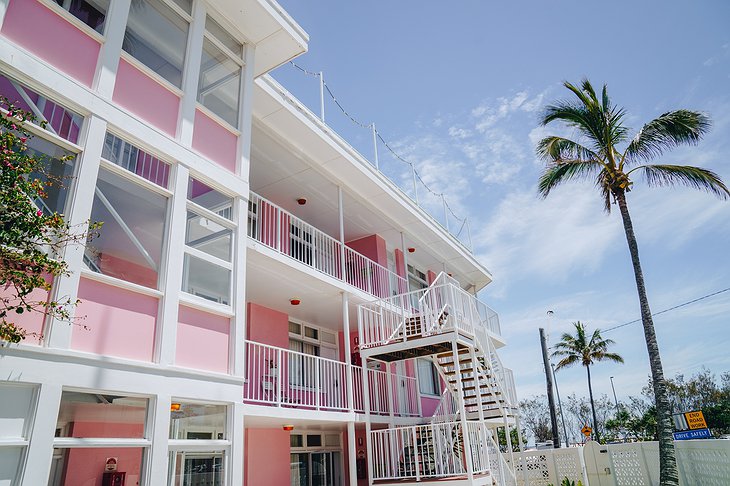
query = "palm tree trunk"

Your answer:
(616, 191), (678, 485)
(586, 365), (600, 443)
